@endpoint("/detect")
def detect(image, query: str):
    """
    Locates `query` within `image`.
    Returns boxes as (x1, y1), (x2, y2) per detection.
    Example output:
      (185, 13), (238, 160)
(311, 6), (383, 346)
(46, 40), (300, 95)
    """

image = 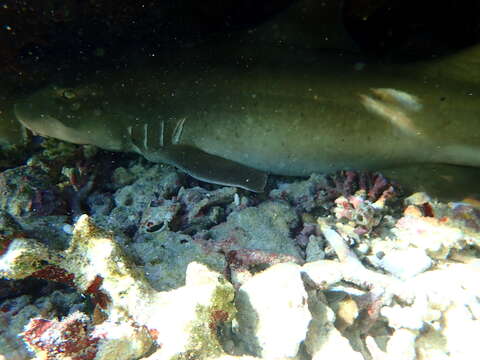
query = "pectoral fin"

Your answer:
(162, 145), (268, 192)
